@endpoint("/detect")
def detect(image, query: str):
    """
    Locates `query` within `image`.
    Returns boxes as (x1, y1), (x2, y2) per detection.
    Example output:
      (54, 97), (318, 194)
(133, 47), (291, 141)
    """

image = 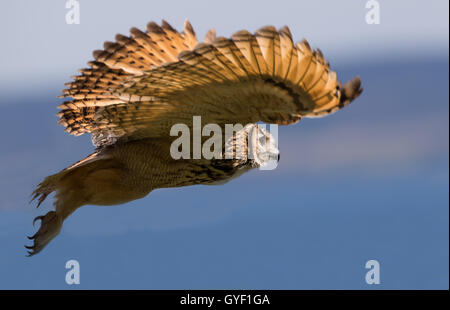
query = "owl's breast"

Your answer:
(108, 139), (254, 191)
